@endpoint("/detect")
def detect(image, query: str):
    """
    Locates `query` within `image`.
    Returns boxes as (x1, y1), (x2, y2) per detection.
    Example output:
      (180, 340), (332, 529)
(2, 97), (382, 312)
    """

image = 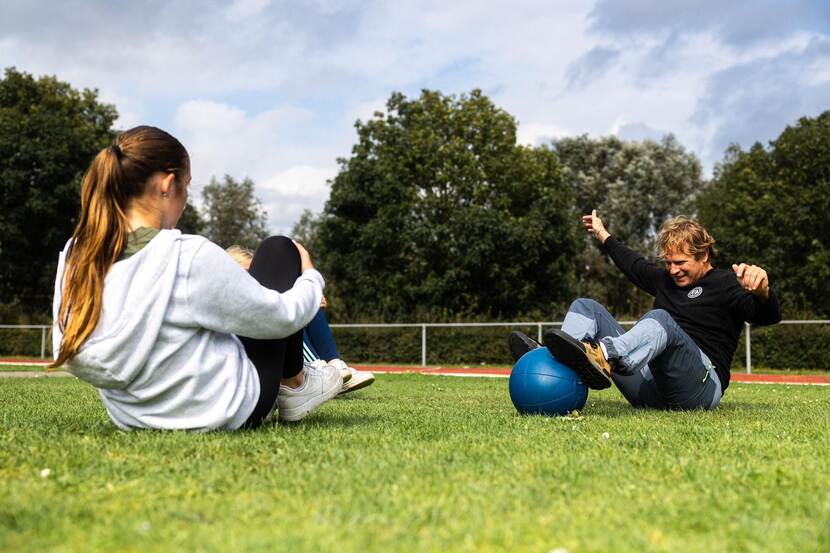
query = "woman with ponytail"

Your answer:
(52, 126), (342, 430)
